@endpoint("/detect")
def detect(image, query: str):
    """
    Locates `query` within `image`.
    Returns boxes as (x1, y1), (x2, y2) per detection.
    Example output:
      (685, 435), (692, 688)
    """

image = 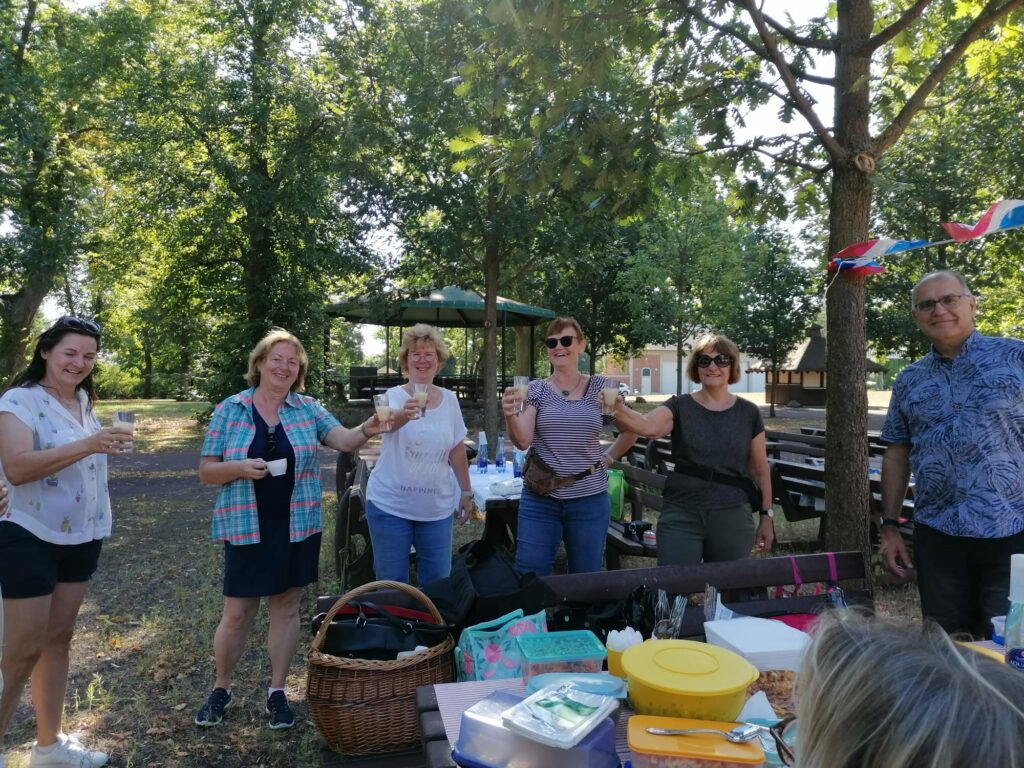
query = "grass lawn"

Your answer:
(1, 397), (916, 767)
